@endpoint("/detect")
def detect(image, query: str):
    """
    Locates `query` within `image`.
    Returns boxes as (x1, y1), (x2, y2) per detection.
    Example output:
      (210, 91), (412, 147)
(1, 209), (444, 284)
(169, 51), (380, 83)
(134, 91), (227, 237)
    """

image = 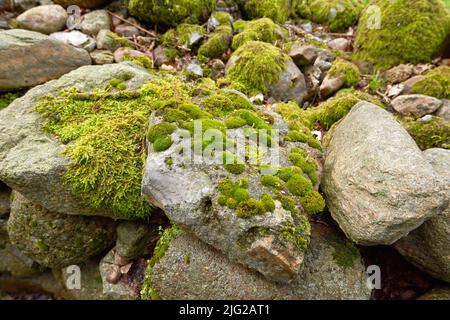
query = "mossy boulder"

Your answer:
(231, 17), (288, 50)
(144, 223), (370, 300)
(0, 62), (153, 220)
(225, 41), (308, 103)
(141, 74), (325, 283)
(241, 0), (292, 23)
(403, 116), (449, 150)
(7, 192), (116, 268)
(354, 0), (450, 69)
(127, 0), (216, 27)
(296, 0), (365, 32)
(198, 26), (233, 59)
(411, 66), (450, 99)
